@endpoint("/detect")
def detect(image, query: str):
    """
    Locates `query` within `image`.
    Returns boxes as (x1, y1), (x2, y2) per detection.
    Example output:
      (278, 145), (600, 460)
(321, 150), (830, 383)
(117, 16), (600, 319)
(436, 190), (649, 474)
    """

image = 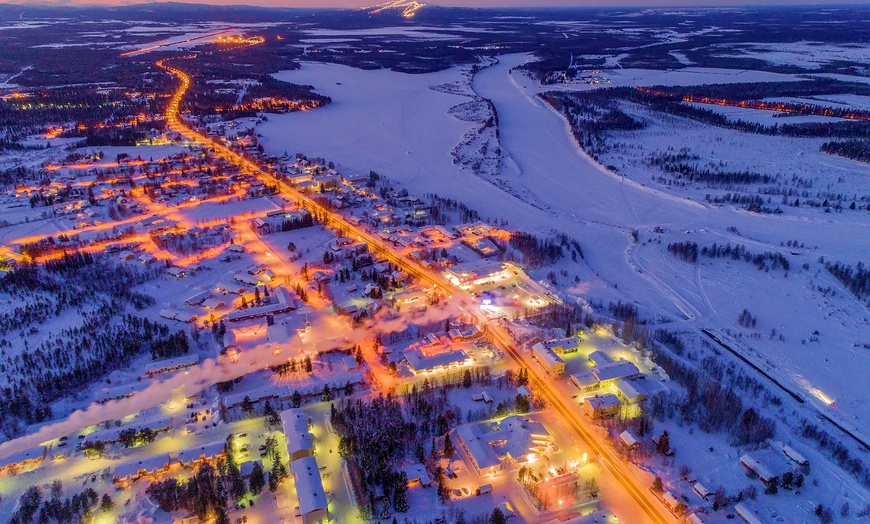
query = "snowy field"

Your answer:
(715, 41), (870, 70)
